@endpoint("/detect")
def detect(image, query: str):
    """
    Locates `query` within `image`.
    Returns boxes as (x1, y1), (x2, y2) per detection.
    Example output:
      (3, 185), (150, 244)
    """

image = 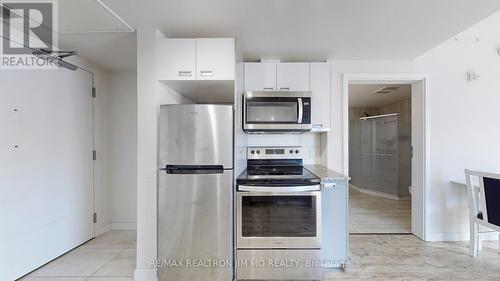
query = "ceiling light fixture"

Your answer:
(369, 86), (401, 94)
